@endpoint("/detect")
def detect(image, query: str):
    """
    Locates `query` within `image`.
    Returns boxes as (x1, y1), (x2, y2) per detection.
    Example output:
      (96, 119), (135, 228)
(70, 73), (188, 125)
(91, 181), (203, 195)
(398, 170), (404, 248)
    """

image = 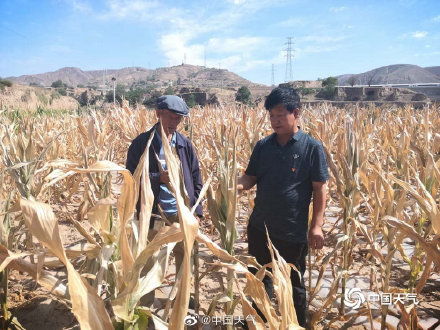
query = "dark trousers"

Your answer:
(247, 225), (308, 327)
